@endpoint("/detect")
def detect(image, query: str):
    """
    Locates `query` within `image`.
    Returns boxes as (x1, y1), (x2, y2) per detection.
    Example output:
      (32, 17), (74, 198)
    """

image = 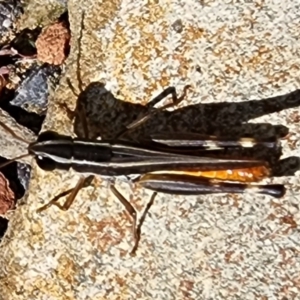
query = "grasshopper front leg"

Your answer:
(37, 175), (94, 213)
